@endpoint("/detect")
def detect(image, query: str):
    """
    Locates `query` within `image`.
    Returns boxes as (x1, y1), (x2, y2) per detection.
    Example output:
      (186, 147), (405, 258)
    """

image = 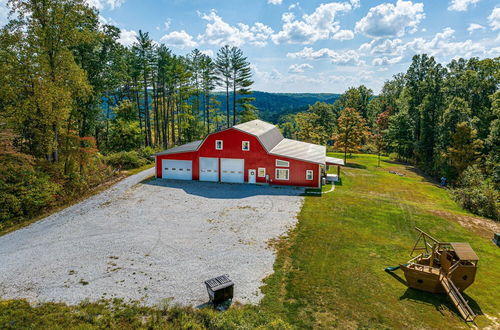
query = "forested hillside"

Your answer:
(282, 55), (499, 220)
(214, 91), (340, 123)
